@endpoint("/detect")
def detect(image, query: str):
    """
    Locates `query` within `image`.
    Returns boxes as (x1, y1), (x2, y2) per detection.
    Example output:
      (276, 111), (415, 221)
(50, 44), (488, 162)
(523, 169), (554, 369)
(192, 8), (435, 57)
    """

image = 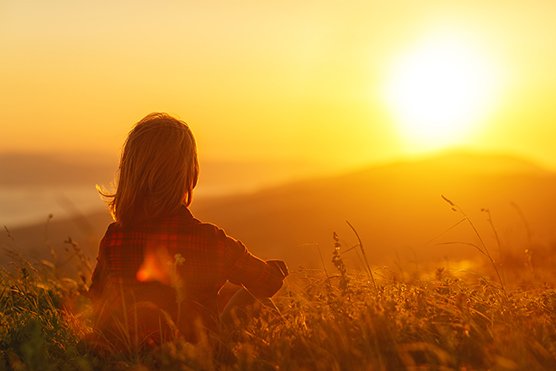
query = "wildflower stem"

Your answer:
(346, 220), (377, 291)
